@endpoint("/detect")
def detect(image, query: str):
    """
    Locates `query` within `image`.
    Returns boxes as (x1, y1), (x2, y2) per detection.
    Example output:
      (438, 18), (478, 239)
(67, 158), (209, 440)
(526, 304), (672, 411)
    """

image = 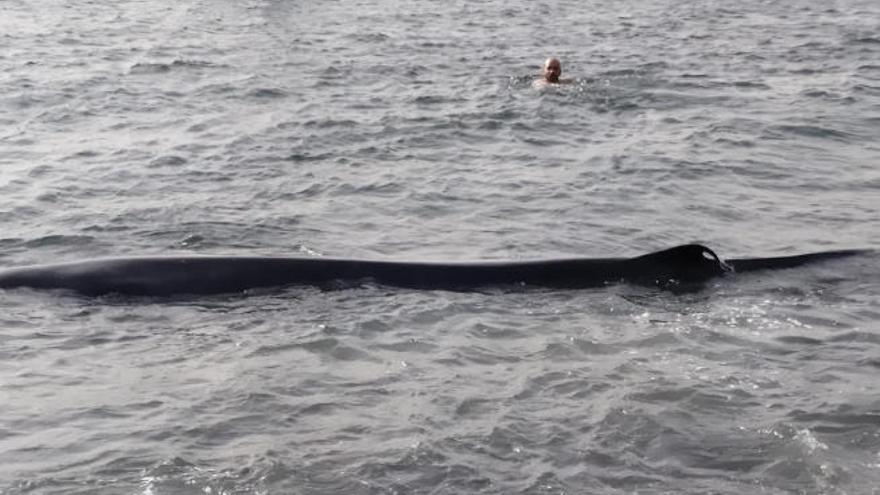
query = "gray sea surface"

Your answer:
(2, 0), (880, 493)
